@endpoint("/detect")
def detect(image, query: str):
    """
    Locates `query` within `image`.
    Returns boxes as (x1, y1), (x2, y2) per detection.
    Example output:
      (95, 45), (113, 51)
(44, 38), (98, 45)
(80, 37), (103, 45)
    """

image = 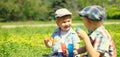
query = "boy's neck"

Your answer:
(91, 25), (103, 32)
(90, 21), (103, 31)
